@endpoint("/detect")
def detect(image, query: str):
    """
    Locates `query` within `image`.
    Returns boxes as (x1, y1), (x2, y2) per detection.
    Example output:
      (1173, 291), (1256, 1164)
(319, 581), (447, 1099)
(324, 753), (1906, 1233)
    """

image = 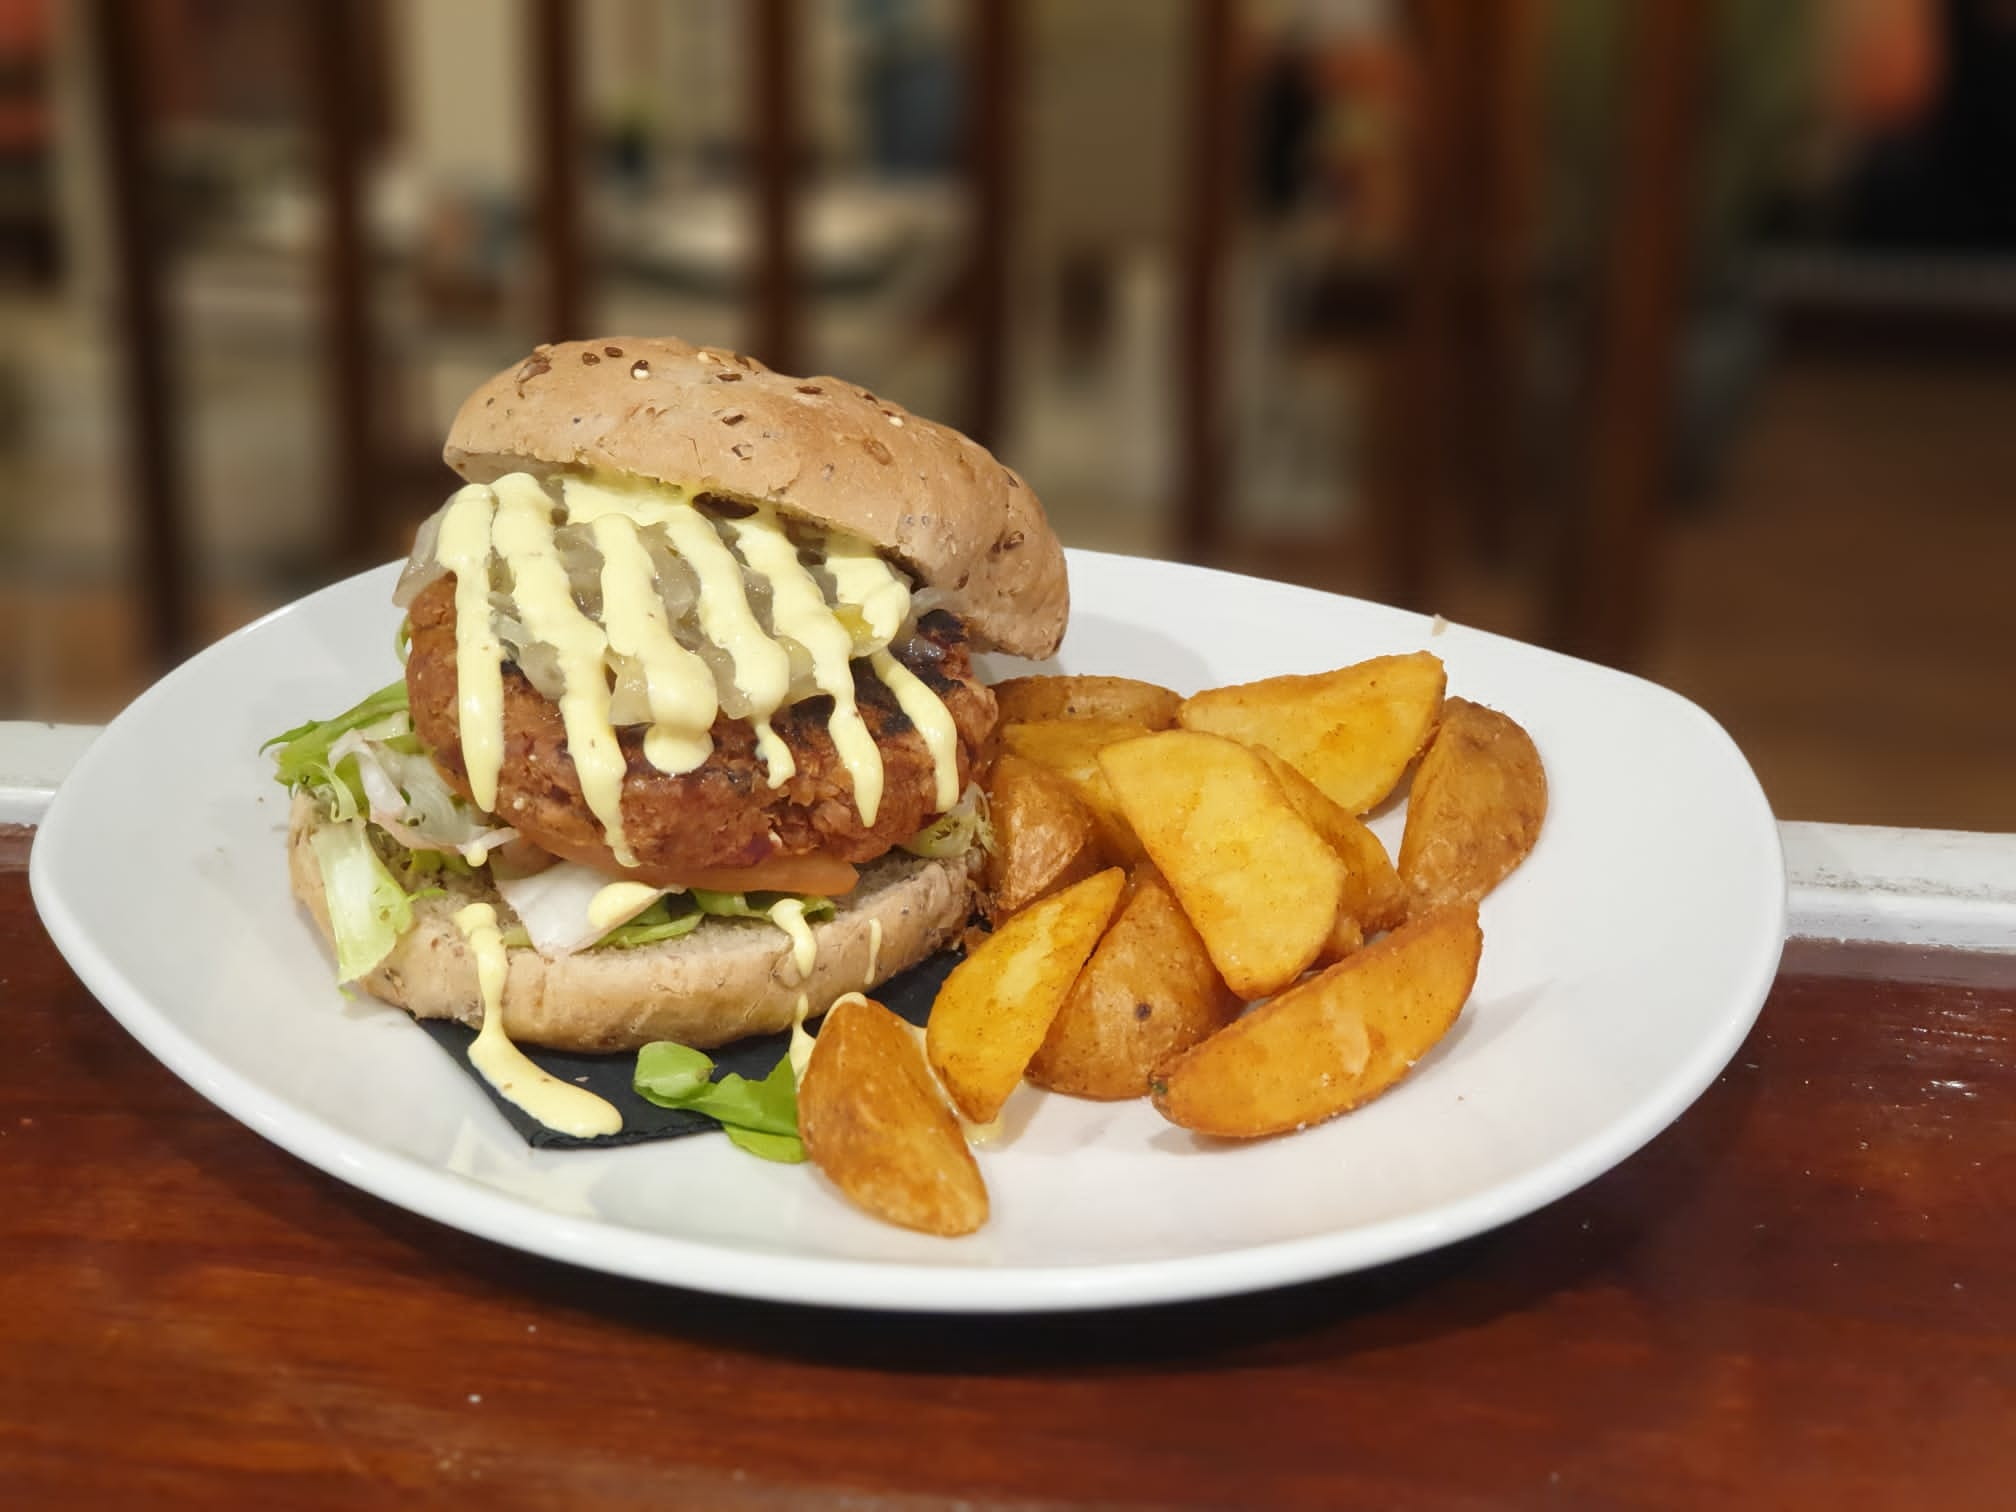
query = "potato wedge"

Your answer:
(1000, 719), (1150, 864)
(1177, 652), (1446, 815)
(798, 995), (988, 1236)
(1151, 903), (1483, 1138)
(1026, 868), (1241, 1100)
(983, 754), (1106, 923)
(1098, 731), (1346, 999)
(927, 868), (1126, 1122)
(1251, 745), (1408, 936)
(1399, 698), (1548, 911)
(994, 674), (1183, 730)
(1322, 912), (1364, 966)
